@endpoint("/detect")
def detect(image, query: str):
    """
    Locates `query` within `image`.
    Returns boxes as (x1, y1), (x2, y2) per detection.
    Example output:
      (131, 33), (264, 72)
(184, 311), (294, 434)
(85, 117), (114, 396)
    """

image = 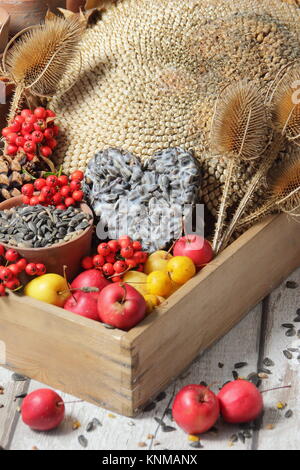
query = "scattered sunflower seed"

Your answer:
(103, 323), (116, 330)
(285, 410), (293, 418)
(259, 367), (272, 375)
(281, 323), (294, 329)
(234, 362), (248, 369)
(155, 392), (166, 402)
(11, 373), (28, 382)
(258, 373), (269, 379)
(287, 348), (299, 352)
(238, 432), (245, 443)
(293, 316), (300, 322)
(263, 358), (274, 367)
(165, 408), (173, 420)
(189, 441), (203, 449)
(143, 401), (156, 412)
(232, 370), (239, 380)
(86, 422), (95, 432)
(92, 418), (102, 427)
(147, 434), (155, 440)
(247, 373), (259, 386)
(283, 350), (293, 359)
(286, 328), (296, 337)
(0, 387), (4, 395)
(286, 281), (298, 289)
(154, 417), (165, 426)
(243, 430), (252, 439)
(14, 393), (27, 400)
(230, 434), (238, 443)
(161, 424), (176, 433)
(78, 435), (88, 448)
(0, 404), (4, 409)
(218, 362), (224, 368)
(200, 381), (207, 387)
(138, 442), (147, 448)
